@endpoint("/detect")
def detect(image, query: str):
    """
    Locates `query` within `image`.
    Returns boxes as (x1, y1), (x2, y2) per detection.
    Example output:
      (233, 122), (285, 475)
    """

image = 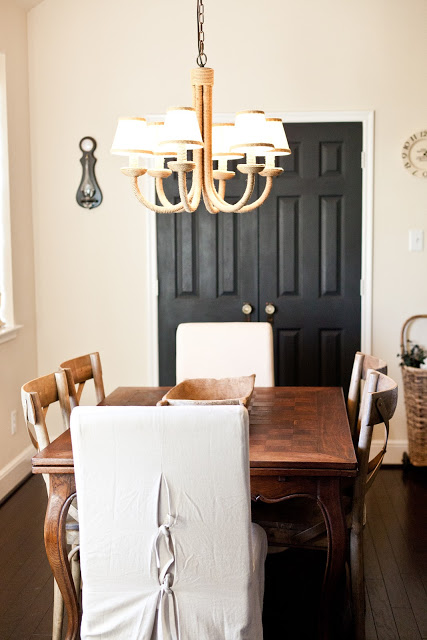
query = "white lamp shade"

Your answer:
(147, 122), (177, 157)
(230, 110), (274, 155)
(266, 118), (291, 156)
(159, 107), (203, 150)
(111, 117), (152, 156)
(212, 123), (243, 160)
